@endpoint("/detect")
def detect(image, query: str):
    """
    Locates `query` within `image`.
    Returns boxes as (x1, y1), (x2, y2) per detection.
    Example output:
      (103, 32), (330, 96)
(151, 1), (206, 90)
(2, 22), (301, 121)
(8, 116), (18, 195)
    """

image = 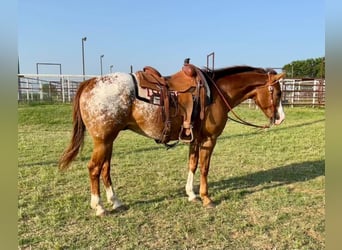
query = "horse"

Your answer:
(59, 64), (285, 216)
